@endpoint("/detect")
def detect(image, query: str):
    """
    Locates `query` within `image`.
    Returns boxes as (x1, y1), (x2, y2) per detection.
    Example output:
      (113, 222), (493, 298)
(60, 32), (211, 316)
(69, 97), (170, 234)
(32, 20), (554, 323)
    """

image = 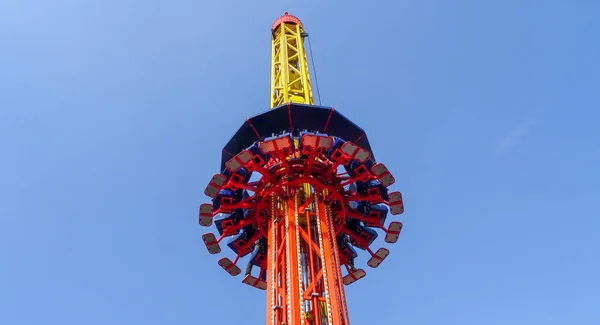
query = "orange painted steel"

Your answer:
(198, 12), (406, 325)
(266, 185), (350, 325)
